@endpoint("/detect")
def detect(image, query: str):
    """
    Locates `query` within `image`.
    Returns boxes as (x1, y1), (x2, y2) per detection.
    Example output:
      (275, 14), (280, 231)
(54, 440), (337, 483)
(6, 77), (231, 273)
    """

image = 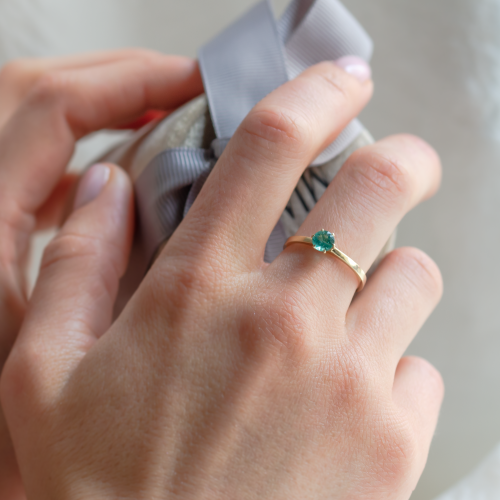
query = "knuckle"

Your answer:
(392, 133), (442, 167)
(330, 346), (372, 409)
(0, 355), (22, 412)
(145, 257), (226, 322)
(229, 280), (320, 364)
(40, 232), (122, 309)
(313, 62), (352, 102)
(403, 356), (445, 397)
(41, 232), (100, 269)
(371, 416), (419, 488)
(129, 52), (160, 75)
(348, 148), (415, 210)
(390, 247), (443, 301)
(27, 70), (69, 107)
(123, 48), (159, 61)
(240, 106), (311, 159)
(154, 262), (213, 298)
(40, 232), (119, 284)
(136, 50), (164, 68)
(422, 359), (444, 394)
(1, 342), (46, 414)
(255, 287), (314, 357)
(0, 59), (34, 85)
(0, 204), (34, 267)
